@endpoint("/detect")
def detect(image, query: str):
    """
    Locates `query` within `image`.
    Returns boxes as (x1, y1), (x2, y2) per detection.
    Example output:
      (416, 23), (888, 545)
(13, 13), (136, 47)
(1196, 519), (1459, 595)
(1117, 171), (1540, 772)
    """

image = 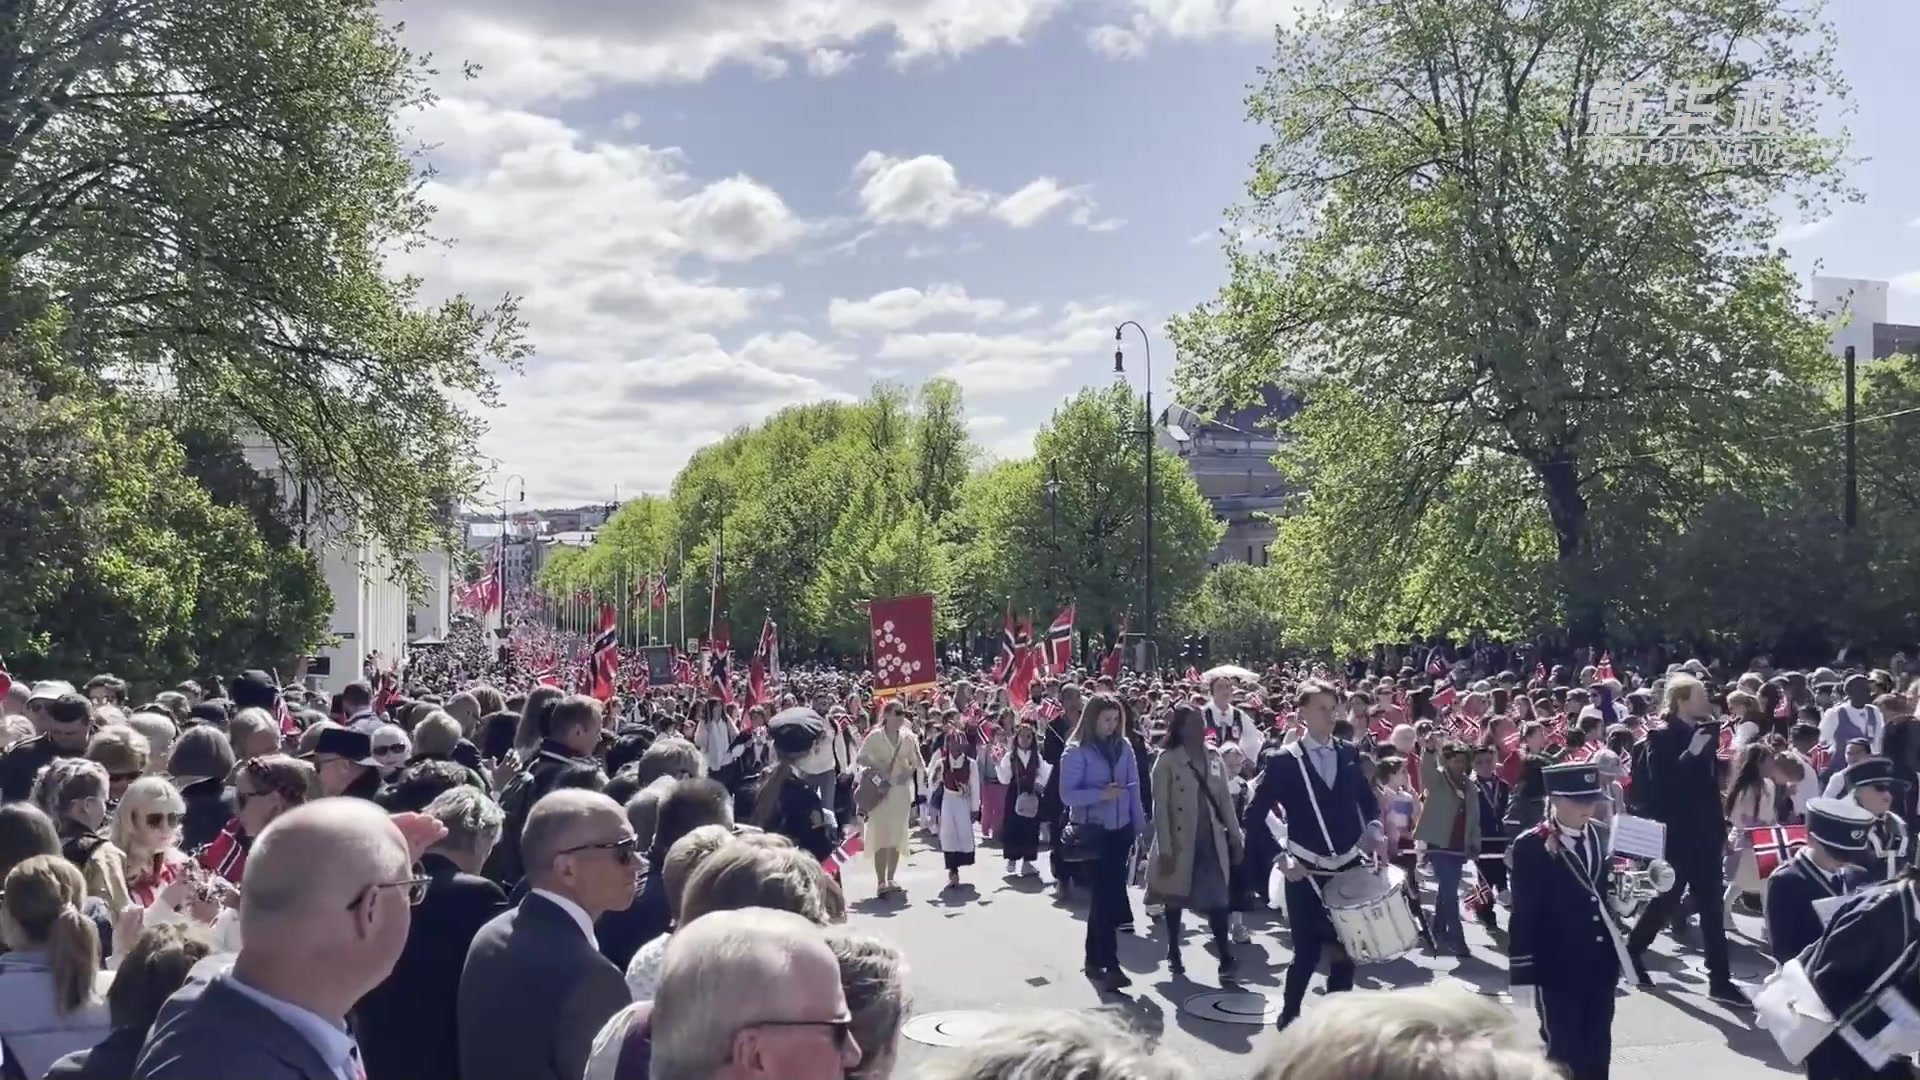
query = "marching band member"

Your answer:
(1245, 680), (1381, 1030)
(1509, 762), (1632, 1080)
(1796, 867), (1920, 1079)
(1842, 758), (1913, 884)
(1764, 797), (1875, 964)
